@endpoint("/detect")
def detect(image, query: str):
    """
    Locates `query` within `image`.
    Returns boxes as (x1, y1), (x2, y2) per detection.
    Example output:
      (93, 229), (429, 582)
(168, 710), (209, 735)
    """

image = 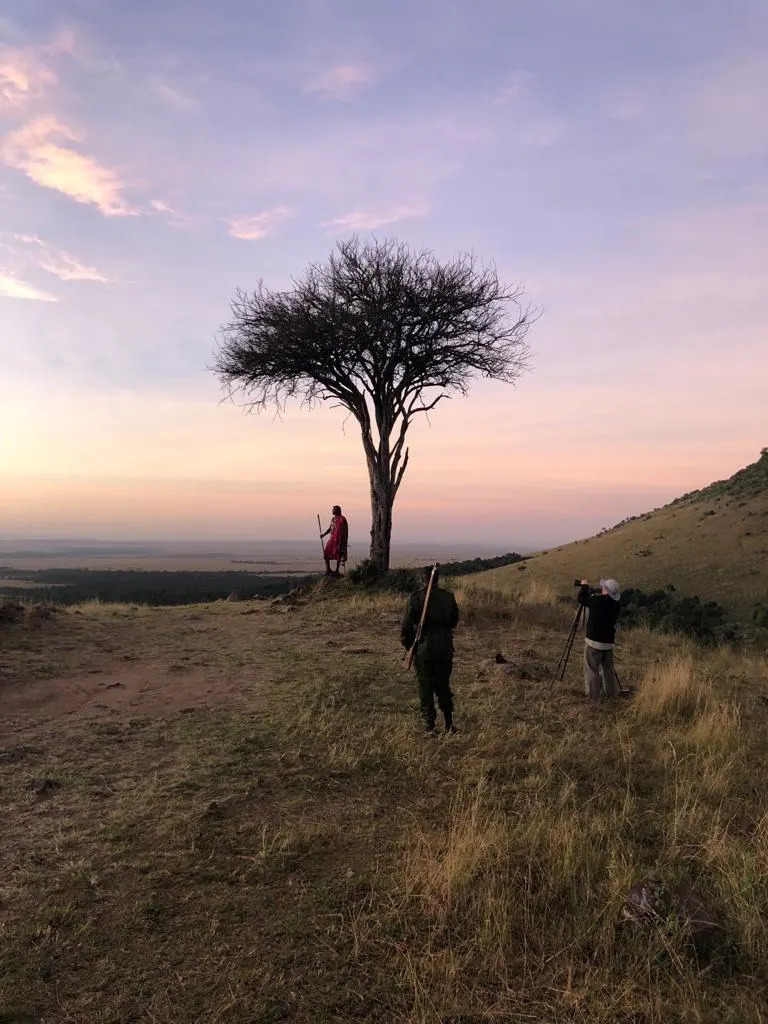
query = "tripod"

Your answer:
(549, 602), (626, 695)
(549, 603), (585, 692)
